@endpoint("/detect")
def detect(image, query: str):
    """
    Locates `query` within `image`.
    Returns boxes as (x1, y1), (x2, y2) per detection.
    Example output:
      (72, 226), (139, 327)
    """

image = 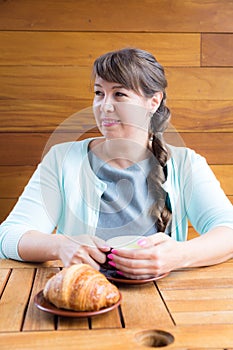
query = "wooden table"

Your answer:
(0, 258), (233, 349)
